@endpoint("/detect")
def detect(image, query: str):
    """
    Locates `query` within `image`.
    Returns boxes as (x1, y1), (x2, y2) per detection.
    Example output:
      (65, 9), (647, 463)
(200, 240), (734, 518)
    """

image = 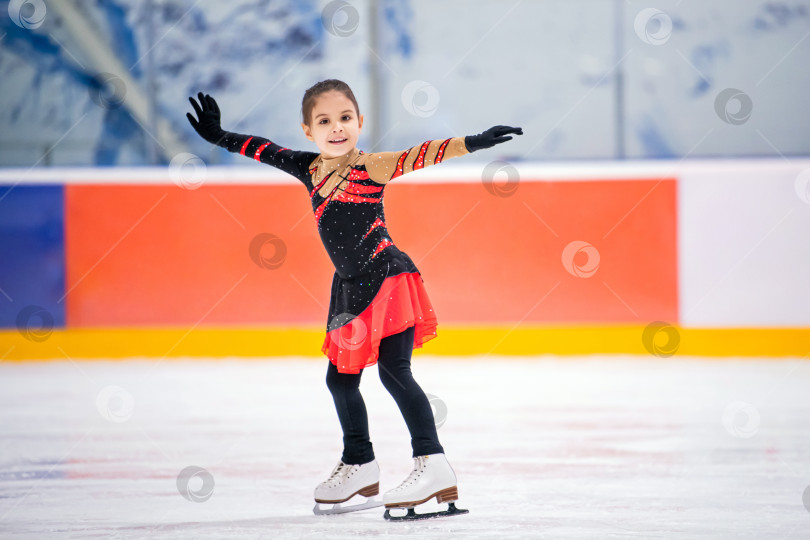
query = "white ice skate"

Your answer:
(382, 453), (469, 521)
(312, 459), (383, 515)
